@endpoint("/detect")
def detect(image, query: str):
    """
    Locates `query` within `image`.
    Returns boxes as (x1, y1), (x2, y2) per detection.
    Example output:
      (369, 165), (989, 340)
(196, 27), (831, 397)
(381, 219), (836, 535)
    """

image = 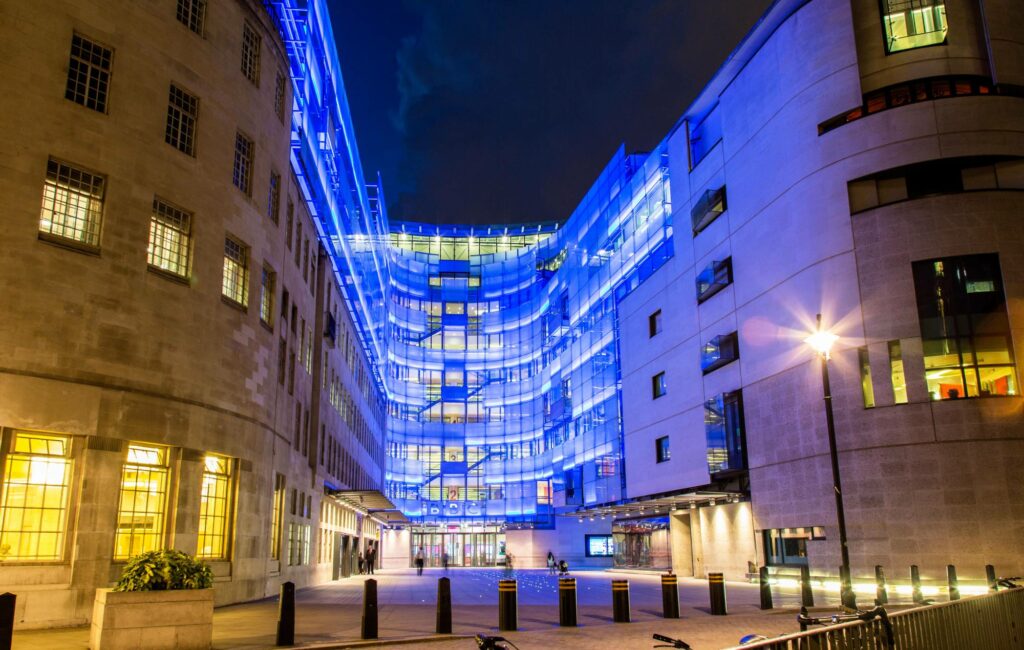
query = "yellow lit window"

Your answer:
(39, 159), (104, 248)
(0, 432), (73, 561)
(882, 0), (947, 53)
(148, 198), (192, 277)
(222, 237), (249, 306)
(114, 444), (169, 559)
(270, 474), (284, 560)
(197, 454), (233, 559)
